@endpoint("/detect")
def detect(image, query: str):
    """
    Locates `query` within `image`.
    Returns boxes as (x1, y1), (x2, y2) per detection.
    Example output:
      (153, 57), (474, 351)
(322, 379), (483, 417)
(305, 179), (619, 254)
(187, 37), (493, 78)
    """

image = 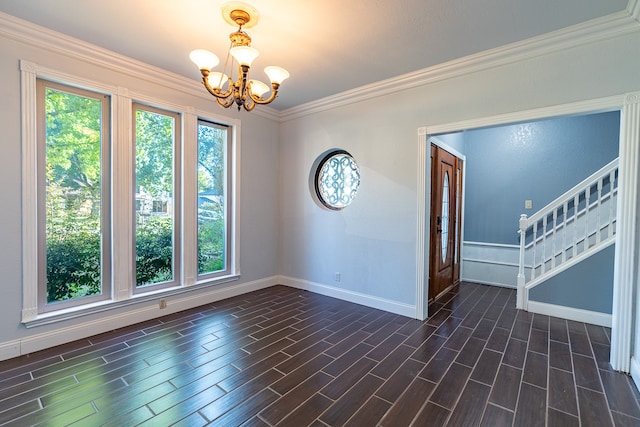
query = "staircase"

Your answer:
(516, 159), (618, 310)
